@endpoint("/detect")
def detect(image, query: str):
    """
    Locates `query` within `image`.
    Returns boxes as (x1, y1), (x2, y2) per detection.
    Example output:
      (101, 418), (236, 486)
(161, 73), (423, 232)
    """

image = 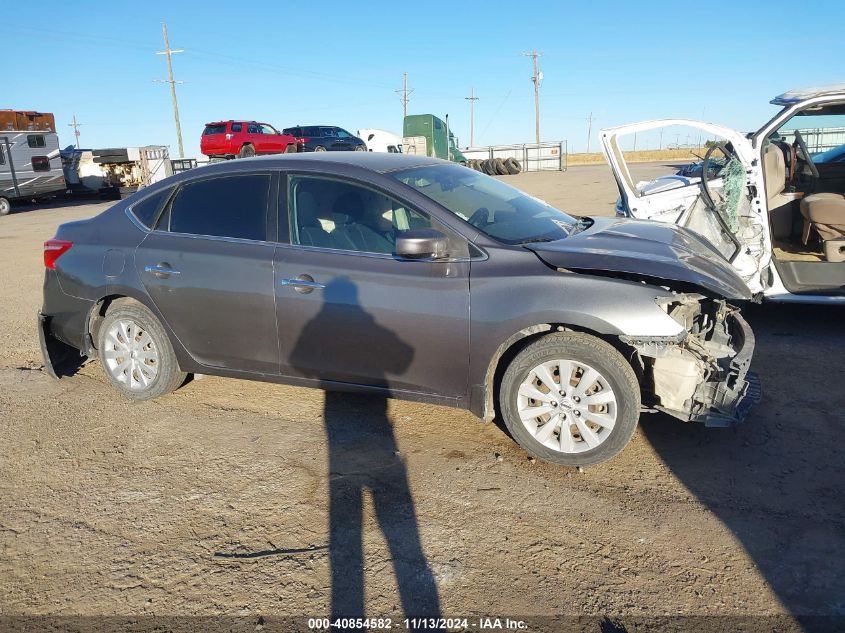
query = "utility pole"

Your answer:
(585, 112), (594, 153)
(465, 87), (479, 147)
(155, 22), (185, 158)
(68, 115), (82, 148)
(396, 72), (413, 118)
(522, 50), (543, 144)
